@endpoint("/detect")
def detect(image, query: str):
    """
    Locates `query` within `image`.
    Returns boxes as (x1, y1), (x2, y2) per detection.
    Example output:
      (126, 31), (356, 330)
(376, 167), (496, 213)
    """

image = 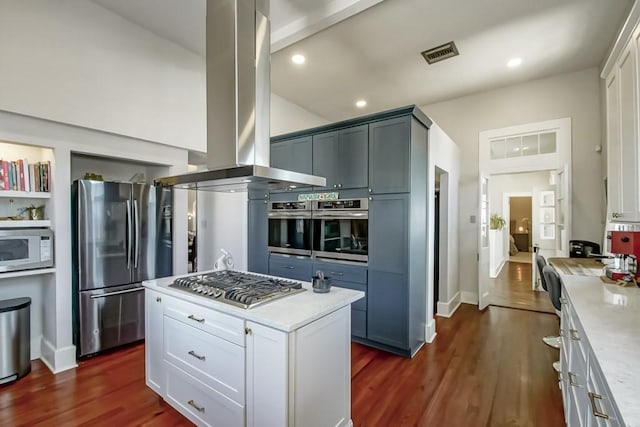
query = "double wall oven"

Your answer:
(268, 198), (368, 263)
